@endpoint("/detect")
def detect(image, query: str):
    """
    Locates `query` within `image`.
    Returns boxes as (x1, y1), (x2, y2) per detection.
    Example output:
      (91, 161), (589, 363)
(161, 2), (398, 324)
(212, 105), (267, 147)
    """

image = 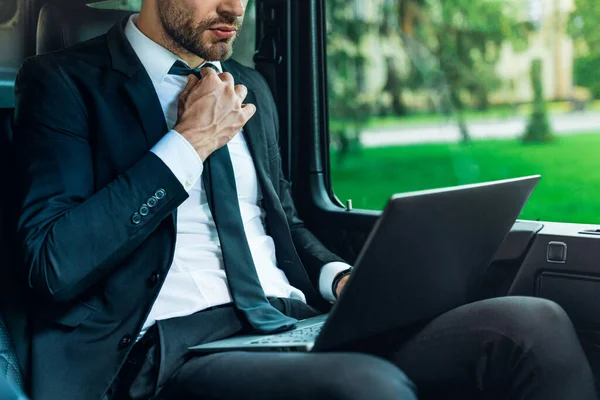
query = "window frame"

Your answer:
(287, 0), (381, 223)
